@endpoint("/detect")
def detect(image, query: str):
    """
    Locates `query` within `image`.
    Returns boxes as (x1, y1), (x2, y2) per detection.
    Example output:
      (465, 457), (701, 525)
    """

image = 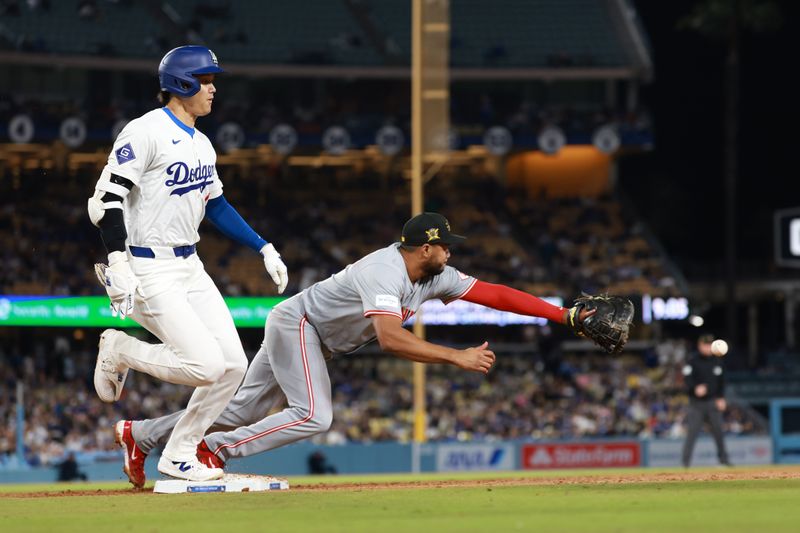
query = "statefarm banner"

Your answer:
(521, 442), (642, 469)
